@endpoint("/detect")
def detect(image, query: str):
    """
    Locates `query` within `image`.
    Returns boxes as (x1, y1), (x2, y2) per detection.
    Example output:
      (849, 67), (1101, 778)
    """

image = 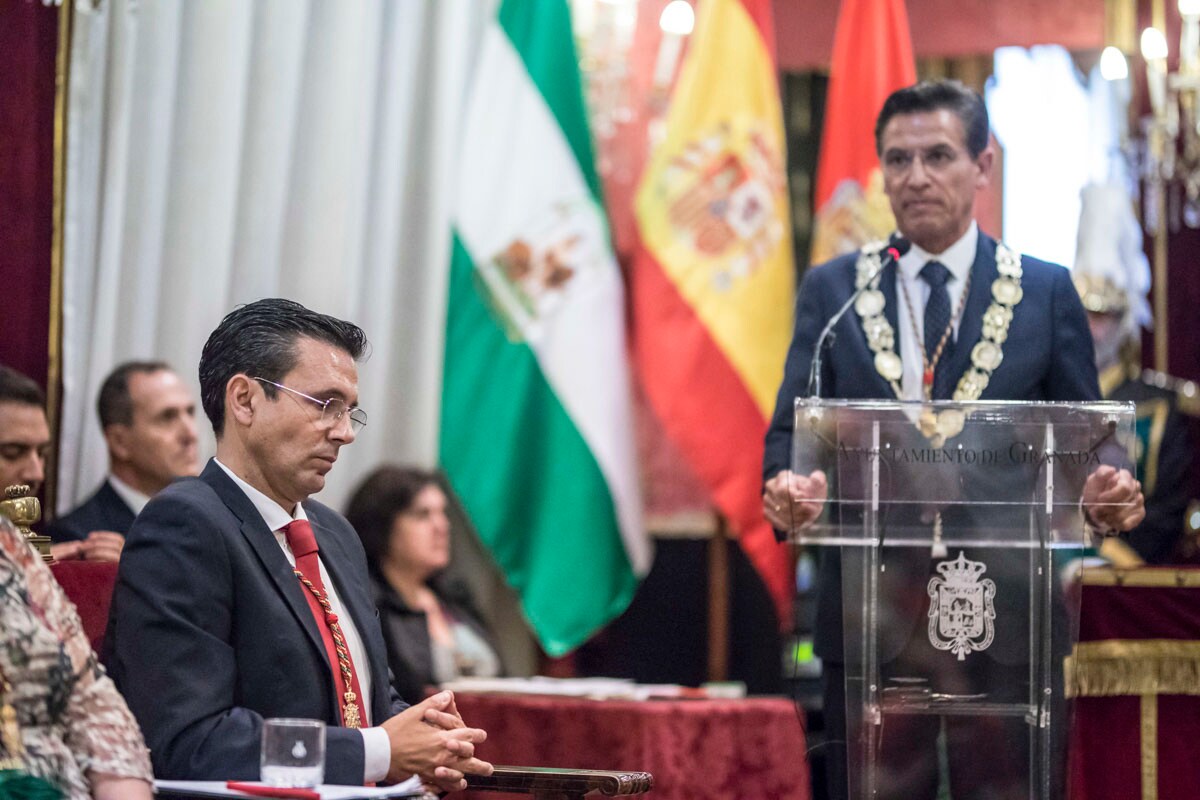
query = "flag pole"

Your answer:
(707, 512), (730, 682)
